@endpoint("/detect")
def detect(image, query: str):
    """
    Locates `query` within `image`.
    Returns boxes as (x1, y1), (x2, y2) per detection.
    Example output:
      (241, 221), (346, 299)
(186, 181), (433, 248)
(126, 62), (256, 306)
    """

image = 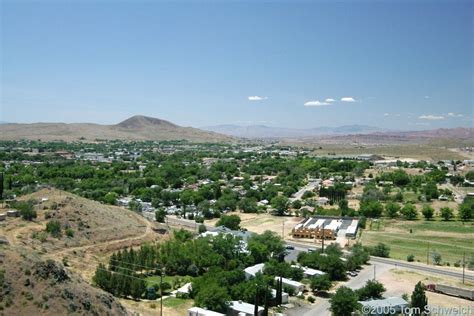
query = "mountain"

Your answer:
(0, 115), (234, 142)
(202, 124), (388, 138)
